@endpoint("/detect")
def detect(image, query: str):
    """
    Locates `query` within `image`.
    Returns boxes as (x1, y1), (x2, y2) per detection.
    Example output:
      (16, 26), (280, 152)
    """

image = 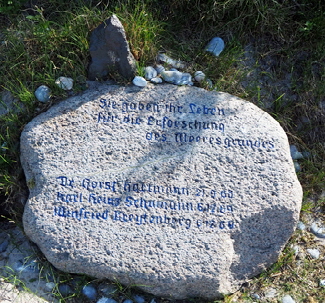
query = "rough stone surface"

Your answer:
(21, 83), (302, 299)
(88, 15), (136, 81)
